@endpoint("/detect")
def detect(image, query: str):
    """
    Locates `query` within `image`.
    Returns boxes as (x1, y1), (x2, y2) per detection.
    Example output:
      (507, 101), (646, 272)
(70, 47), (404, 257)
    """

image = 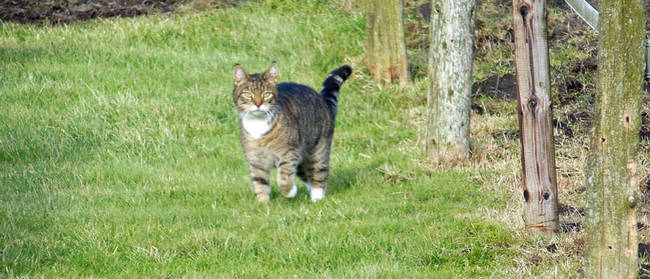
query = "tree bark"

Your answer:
(584, 0), (643, 277)
(425, 0), (474, 163)
(511, 0), (559, 233)
(364, 0), (410, 85)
